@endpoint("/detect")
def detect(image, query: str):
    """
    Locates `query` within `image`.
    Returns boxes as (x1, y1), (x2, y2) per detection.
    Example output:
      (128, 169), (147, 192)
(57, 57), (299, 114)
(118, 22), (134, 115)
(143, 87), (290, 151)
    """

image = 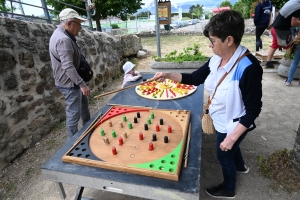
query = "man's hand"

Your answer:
(81, 86), (90, 96)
